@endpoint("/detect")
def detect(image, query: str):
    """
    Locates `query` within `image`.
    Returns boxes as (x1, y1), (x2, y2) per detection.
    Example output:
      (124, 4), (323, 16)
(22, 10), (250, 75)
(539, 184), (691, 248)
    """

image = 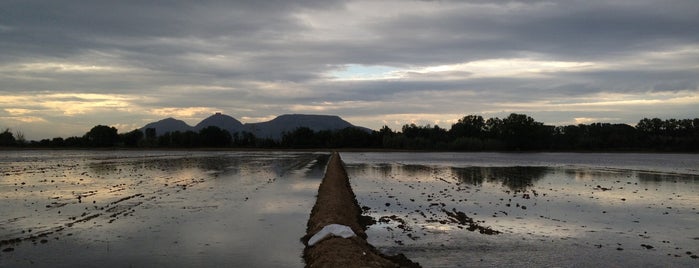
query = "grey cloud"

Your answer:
(354, 0), (698, 65)
(557, 69), (699, 94)
(653, 81), (697, 92)
(1, 1), (339, 66)
(1, 0), (698, 139)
